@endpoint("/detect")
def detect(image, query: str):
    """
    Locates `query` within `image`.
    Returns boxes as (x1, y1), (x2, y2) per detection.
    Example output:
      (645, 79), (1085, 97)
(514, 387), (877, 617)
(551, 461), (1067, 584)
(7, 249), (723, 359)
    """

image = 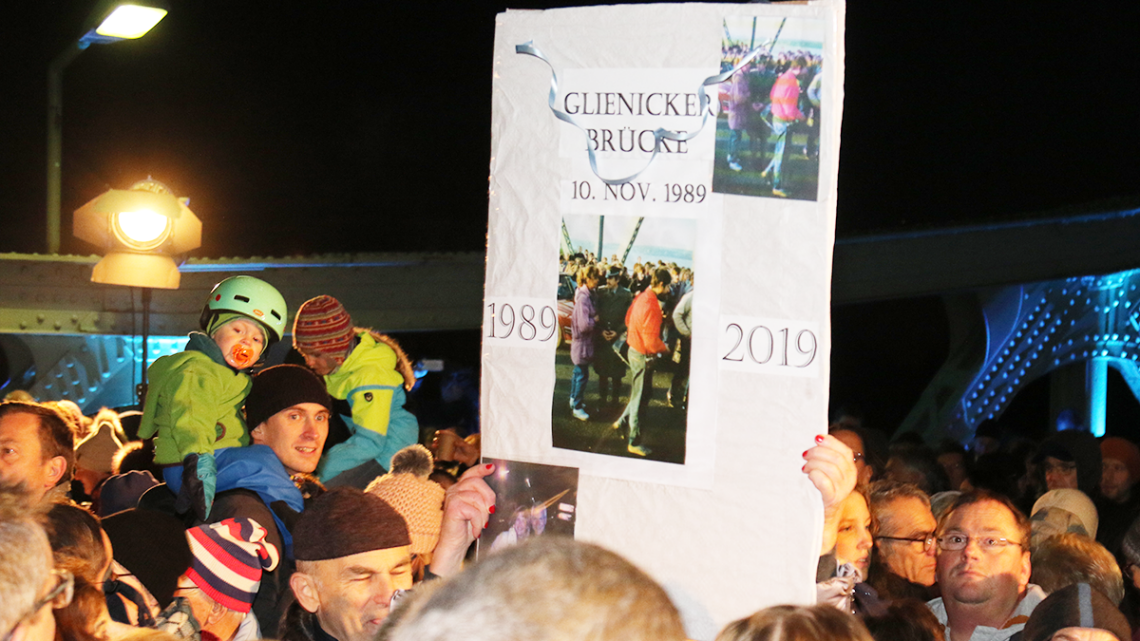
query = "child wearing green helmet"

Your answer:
(138, 275), (303, 526)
